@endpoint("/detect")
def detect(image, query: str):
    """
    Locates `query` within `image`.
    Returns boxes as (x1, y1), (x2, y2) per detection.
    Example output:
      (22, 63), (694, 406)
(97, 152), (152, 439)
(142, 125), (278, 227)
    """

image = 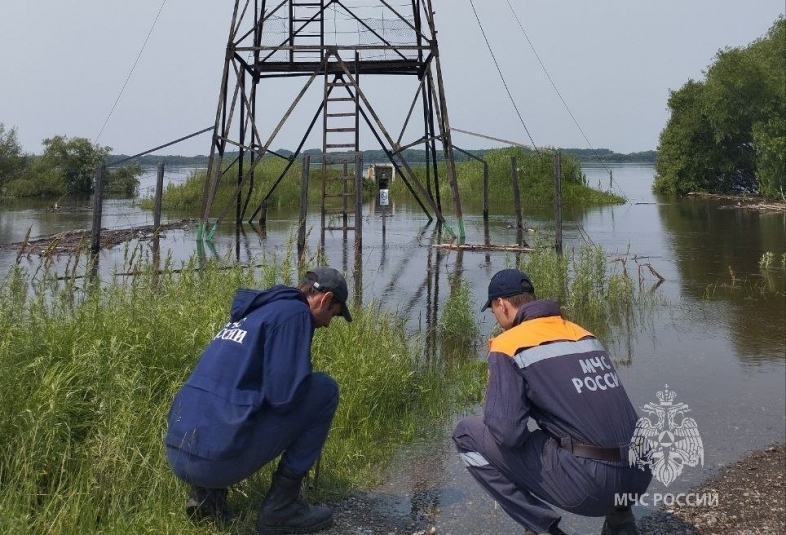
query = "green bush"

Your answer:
(395, 146), (623, 212)
(654, 17), (785, 198)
